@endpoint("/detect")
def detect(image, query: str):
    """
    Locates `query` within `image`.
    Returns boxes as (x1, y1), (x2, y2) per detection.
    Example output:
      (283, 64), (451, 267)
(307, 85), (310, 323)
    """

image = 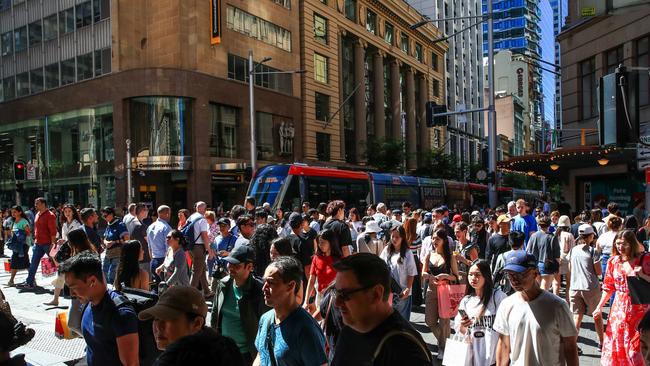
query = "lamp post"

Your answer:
(126, 139), (133, 204)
